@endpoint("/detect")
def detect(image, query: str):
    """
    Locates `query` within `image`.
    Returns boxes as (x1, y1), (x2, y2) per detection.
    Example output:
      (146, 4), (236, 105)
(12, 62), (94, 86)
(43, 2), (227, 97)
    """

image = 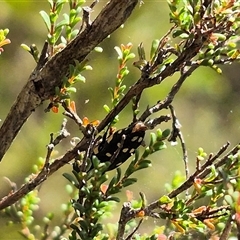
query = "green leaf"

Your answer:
(50, 12), (58, 24)
(103, 104), (111, 113)
(69, 9), (77, 23)
(142, 147), (151, 158)
(55, 0), (67, 15)
(150, 39), (160, 60)
(48, 0), (54, 9)
(20, 44), (31, 52)
(156, 129), (162, 140)
(228, 49), (240, 60)
(39, 11), (51, 32)
(162, 58), (174, 65)
(149, 132), (157, 147)
(91, 172), (108, 186)
(91, 223), (103, 237)
(79, 219), (89, 232)
(125, 52), (135, 60)
(122, 178), (137, 187)
(200, 59), (211, 66)
(71, 17), (82, 28)
(69, 64), (75, 75)
(213, 66), (222, 74)
(63, 12), (69, 23)
(159, 195), (172, 204)
(114, 46), (123, 59)
(72, 202), (85, 213)
(116, 168), (122, 183)
(212, 33), (227, 42)
(137, 159), (152, 170)
(119, 67), (129, 78)
(205, 165), (218, 182)
(106, 196), (120, 202)
(134, 149), (140, 161)
(70, 224), (82, 238)
(94, 46), (103, 53)
(172, 29), (184, 38)
(54, 25), (64, 43)
(179, 33), (189, 39)
(167, 0), (177, 13)
(106, 186), (121, 195)
(70, 29), (80, 39)
(47, 34), (55, 45)
(193, 12), (201, 24)
(153, 141), (166, 151)
(56, 19), (69, 29)
(3, 28), (9, 36)
(118, 85), (126, 94)
(66, 87), (77, 93)
(162, 129), (171, 139)
(75, 74), (86, 83)
(63, 172), (78, 186)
